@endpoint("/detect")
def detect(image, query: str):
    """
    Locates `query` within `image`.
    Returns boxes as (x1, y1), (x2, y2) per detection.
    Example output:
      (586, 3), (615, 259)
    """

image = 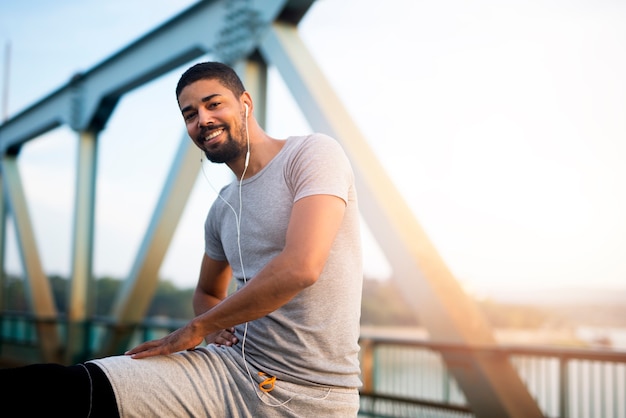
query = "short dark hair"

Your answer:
(176, 62), (246, 100)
